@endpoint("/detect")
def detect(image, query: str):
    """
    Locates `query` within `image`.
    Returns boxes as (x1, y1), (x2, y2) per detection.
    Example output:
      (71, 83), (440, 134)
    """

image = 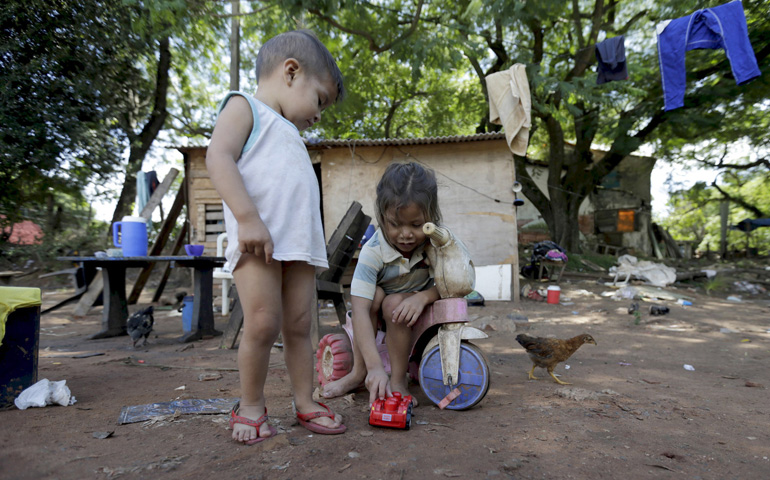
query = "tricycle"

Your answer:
(315, 223), (491, 410)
